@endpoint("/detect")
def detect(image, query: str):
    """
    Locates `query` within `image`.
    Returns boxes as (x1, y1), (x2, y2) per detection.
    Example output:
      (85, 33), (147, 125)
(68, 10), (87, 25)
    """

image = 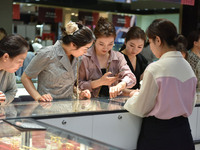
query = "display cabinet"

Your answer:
(1, 97), (142, 149)
(0, 118), (121, 150)
(190, 92), (200, 143)
(197, 106), (200, 142)
(0, 93), (200, 149)
(189, 107), (198, 140)
(195, 92), (200, 143)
